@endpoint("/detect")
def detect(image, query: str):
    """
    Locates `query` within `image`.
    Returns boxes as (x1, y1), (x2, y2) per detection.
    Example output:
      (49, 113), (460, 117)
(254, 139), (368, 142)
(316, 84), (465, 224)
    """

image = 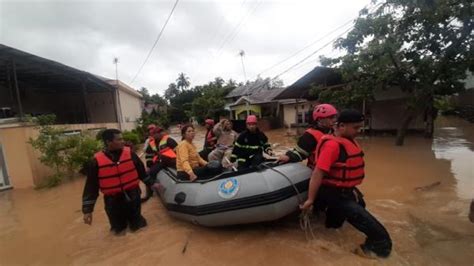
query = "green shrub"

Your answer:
(122, 130), (140, 145)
